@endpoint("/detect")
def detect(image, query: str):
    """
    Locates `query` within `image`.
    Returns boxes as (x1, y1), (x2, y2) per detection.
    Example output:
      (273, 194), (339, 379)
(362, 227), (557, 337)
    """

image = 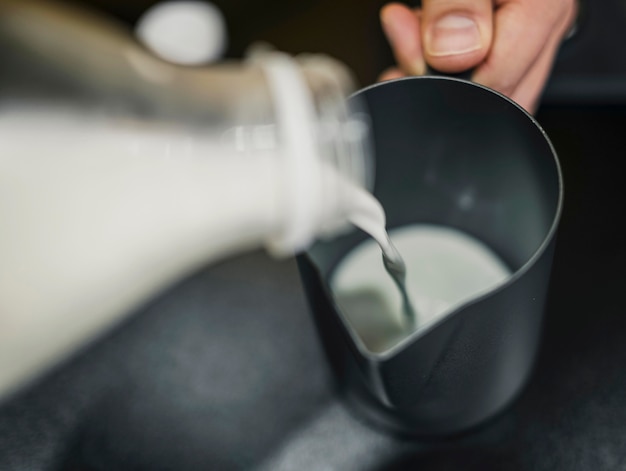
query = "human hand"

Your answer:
(379, 0), (578, 113)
